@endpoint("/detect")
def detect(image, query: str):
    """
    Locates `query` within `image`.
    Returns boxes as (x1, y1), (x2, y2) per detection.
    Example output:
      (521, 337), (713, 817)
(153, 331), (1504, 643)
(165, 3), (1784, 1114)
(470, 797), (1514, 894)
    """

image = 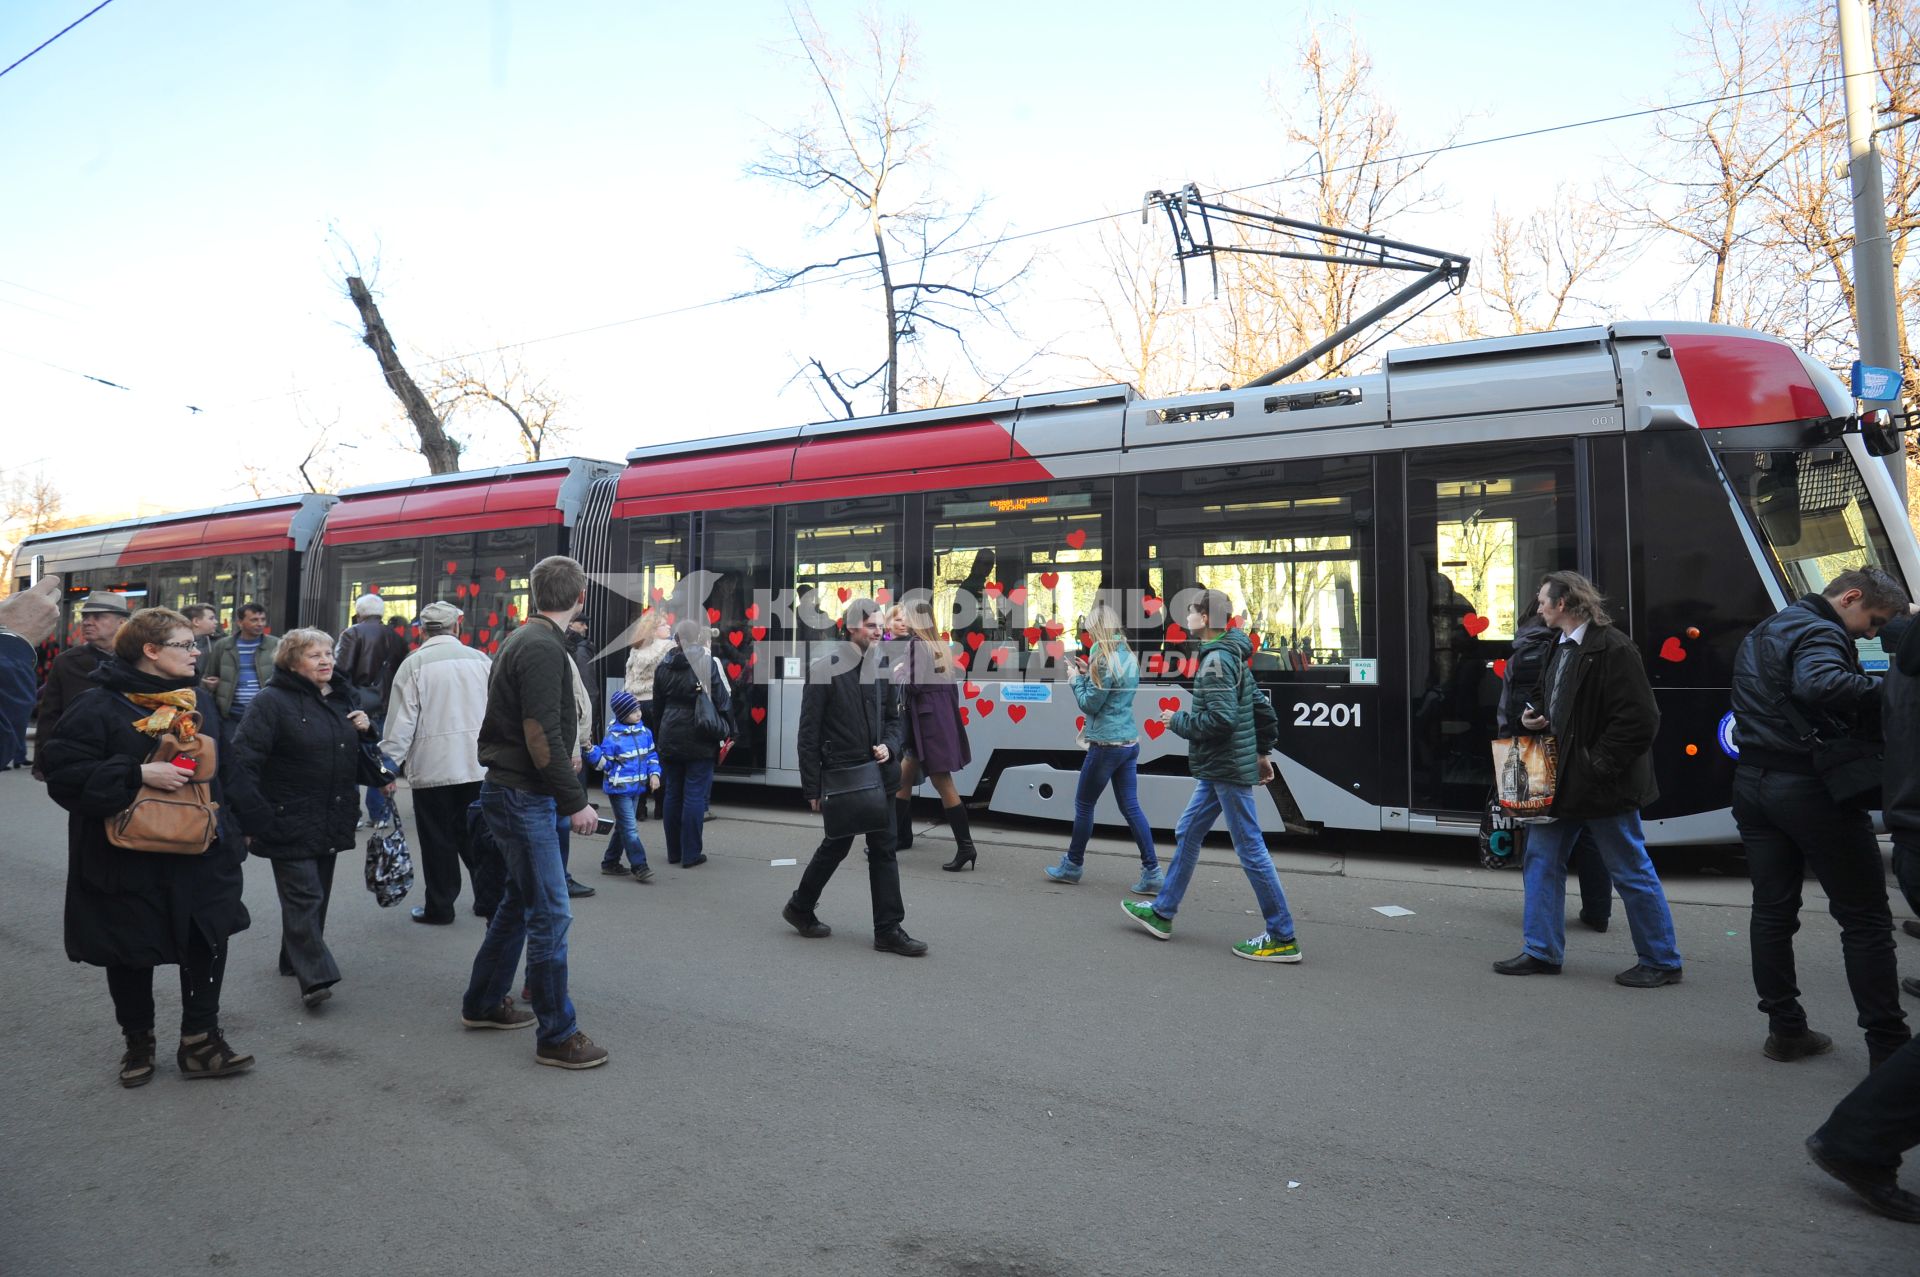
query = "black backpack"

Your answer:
(1497, 623), (1555, 737)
